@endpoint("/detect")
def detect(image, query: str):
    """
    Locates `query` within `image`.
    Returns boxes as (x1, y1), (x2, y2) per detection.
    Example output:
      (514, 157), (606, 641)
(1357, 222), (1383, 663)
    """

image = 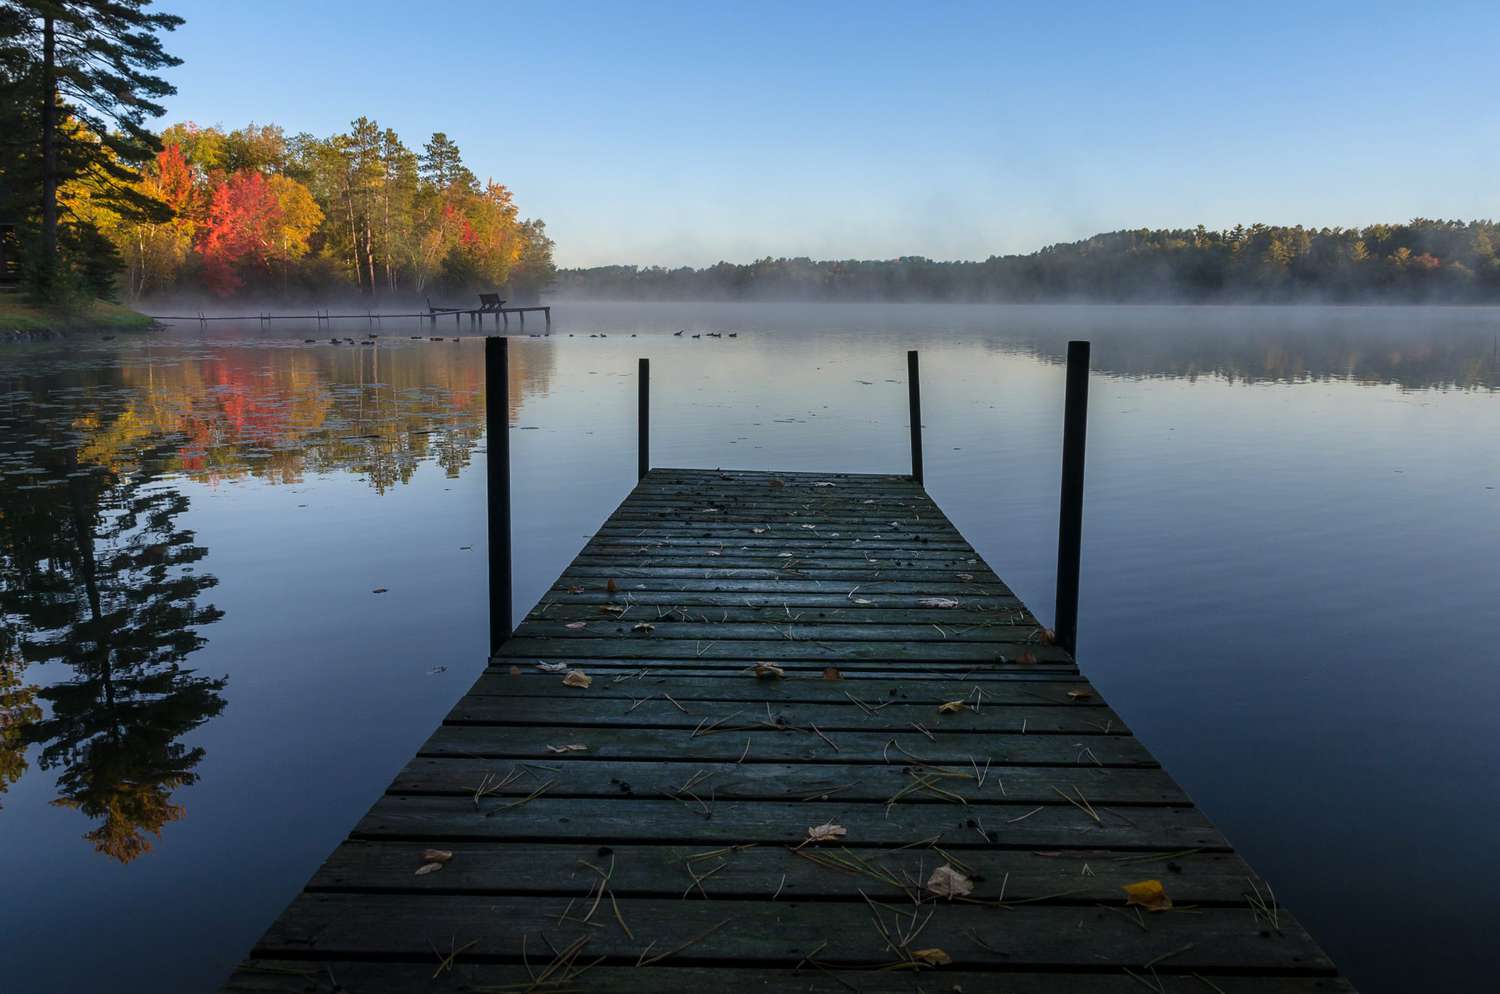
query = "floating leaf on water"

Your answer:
(919, 597), (959, 609)
(537, 661), (569, 673)
(822, 667), (843, 681)
(753, 661), (785, 679)
(911, 948), (952, 966)
(372, 587), (389, 594)
(414, 862), (444, 876)
(422, 849), (454, 863)
(428, 666), (447, 675)
(806, 821), (846, 843)
(562, 669), (593, 688)
(1122, 879), (1172, 912)
(937, 700), (968, 714)
(926, 865), (973, 899)
(546, 743), (588, 753)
